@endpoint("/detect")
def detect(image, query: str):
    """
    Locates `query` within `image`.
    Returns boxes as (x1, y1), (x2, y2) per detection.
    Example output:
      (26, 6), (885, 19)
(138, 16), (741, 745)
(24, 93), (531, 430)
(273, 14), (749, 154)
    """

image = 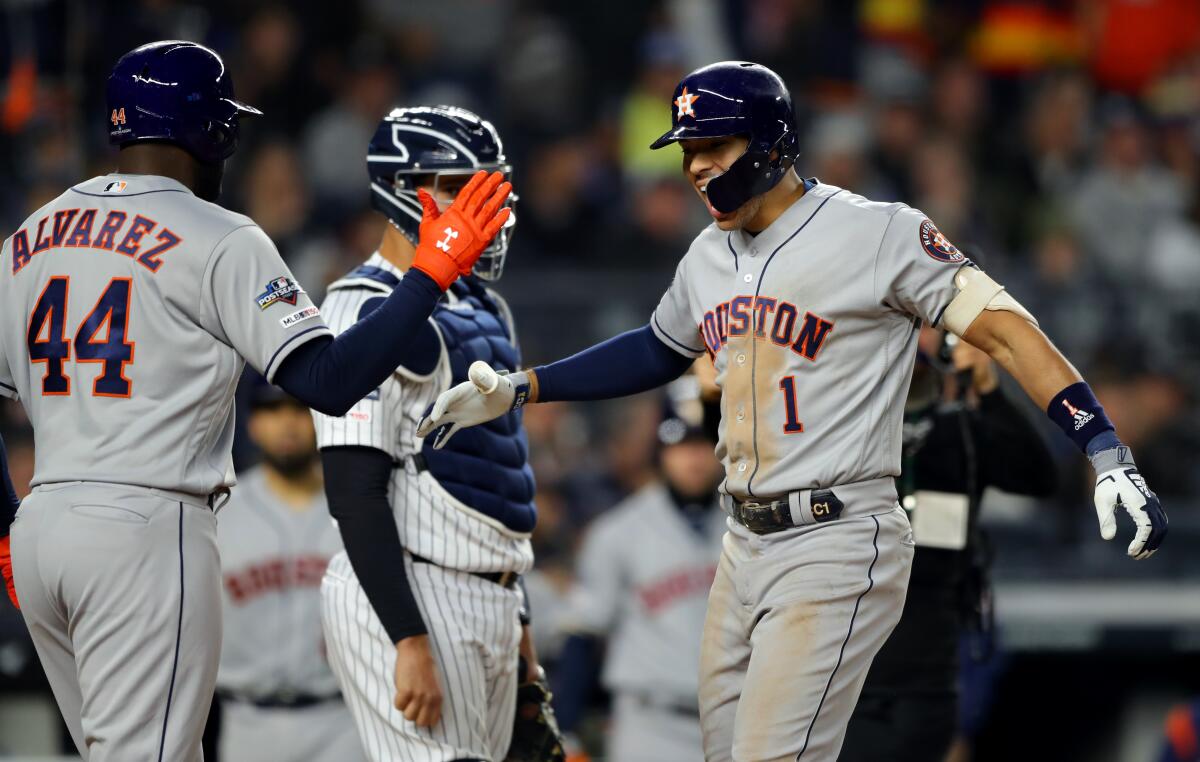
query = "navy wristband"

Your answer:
(1047, 382), (1116, 454)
